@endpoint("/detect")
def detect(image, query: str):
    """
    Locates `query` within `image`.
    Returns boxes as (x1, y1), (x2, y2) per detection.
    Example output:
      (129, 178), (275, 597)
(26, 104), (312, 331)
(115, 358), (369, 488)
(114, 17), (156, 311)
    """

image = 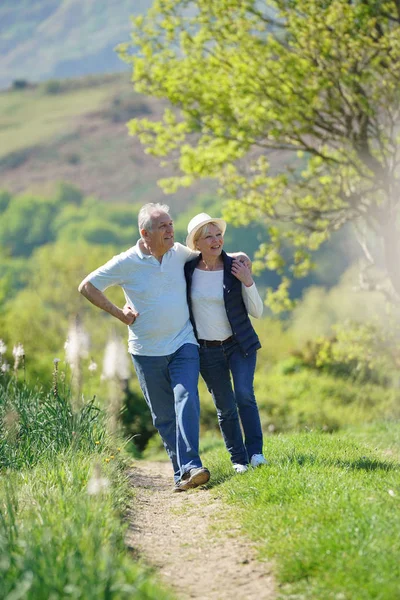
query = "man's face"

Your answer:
(142, 211), (174, 256)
